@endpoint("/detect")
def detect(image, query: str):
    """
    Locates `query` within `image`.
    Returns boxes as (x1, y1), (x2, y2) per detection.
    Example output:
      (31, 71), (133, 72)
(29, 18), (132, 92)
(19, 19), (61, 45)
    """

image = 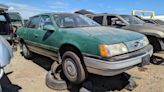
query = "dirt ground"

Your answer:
(1, 51), (164, 92)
